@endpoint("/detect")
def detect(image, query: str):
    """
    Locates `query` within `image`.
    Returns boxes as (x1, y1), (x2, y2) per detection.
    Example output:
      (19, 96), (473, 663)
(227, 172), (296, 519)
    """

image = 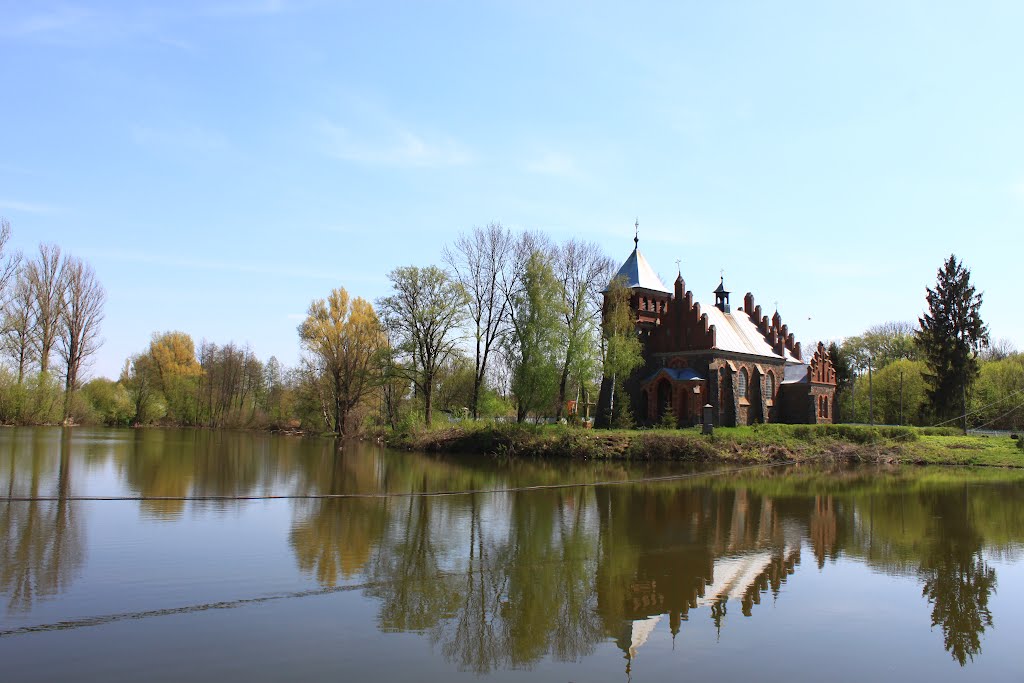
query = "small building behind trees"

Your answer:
(598, 236), (836, 427)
